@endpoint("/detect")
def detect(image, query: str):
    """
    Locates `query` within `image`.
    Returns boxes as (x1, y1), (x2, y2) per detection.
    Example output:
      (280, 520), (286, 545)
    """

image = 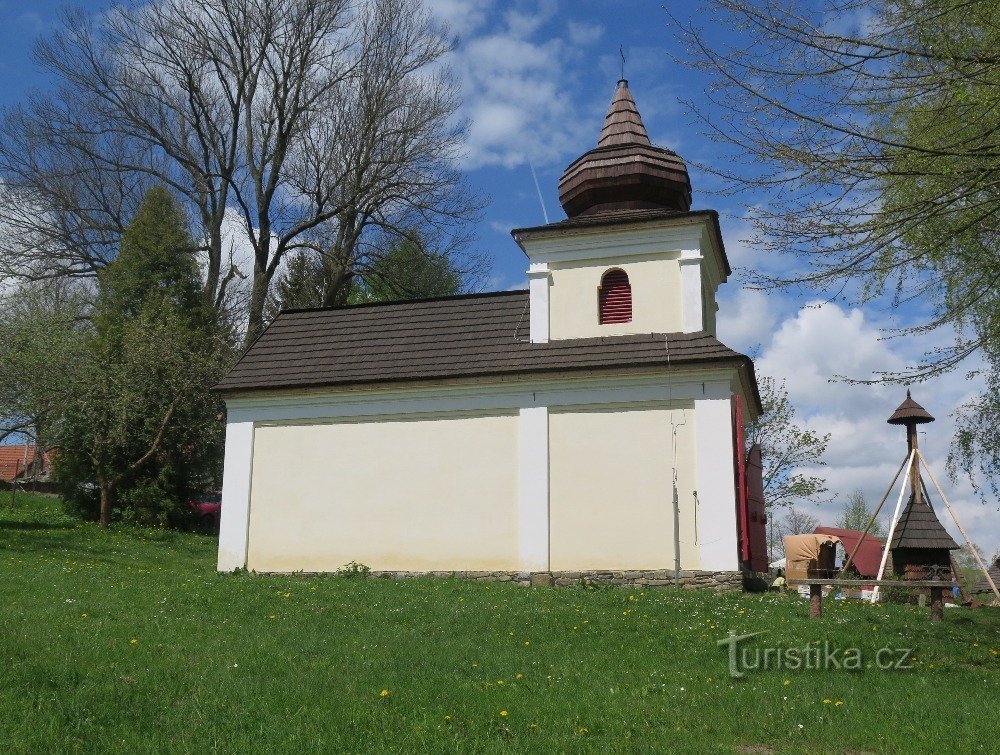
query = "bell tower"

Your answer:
(513, 80), (729, 344)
